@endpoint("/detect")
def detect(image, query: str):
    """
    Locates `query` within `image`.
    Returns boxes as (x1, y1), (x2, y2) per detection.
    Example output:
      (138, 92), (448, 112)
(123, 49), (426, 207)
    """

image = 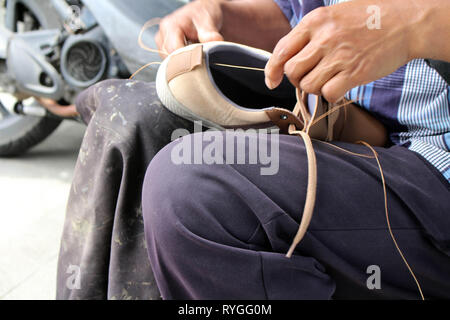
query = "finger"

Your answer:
(265, 27), (310, 89)
(154, 31), (167, 59)
(192, 12), (223, 43)
(155, 30), (162, 49)
(163, 26), (187, 54)
(299, 58), (341, 95)
(283, 42), (323, 89)
(197, 29), (223, 43)
(321, 71), (356, 103)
